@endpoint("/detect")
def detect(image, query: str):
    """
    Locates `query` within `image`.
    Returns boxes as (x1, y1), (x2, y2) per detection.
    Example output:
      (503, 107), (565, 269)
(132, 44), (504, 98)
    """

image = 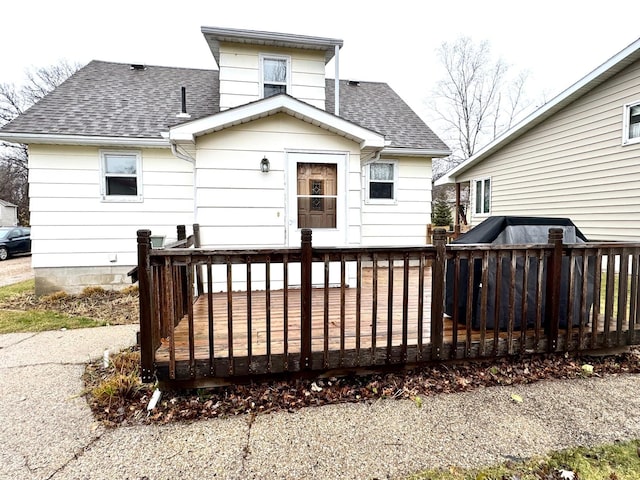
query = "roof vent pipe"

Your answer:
(334, 44), (339, 116)
(177, 86), (191, 118)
